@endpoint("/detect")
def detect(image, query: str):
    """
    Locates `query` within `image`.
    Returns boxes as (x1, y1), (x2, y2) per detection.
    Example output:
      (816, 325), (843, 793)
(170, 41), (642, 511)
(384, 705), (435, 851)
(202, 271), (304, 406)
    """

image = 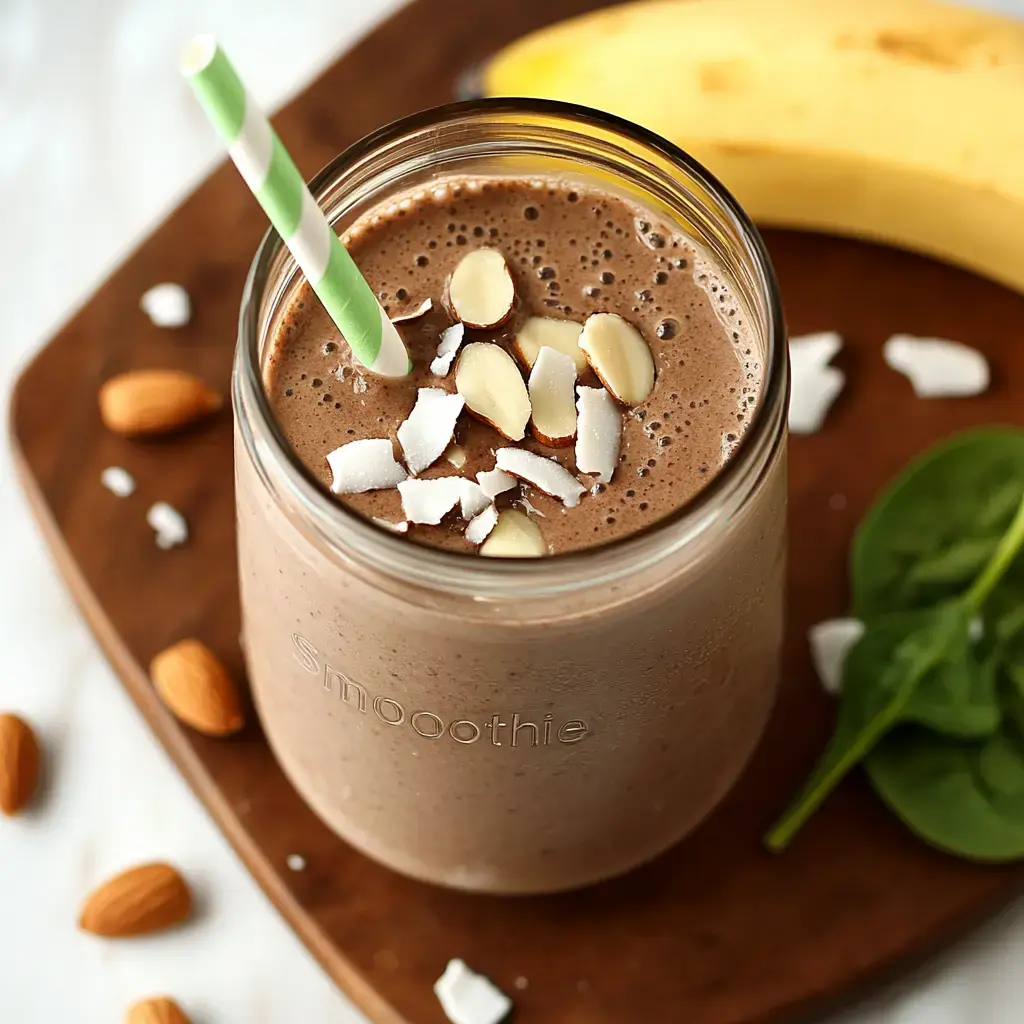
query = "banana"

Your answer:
(484, 0), (1024, 293)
